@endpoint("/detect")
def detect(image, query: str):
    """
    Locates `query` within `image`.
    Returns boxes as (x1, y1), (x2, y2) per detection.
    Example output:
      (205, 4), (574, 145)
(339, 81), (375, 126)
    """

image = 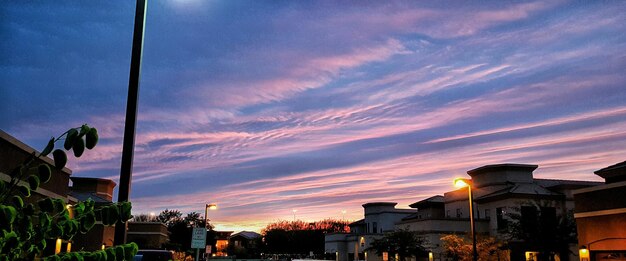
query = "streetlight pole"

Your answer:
(115, 0), (147, 245)
(292, 209), (297, 221)
(205, 203), (217, 228)
(454, 178), (478, 261)
(203, 204), (217, 261)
